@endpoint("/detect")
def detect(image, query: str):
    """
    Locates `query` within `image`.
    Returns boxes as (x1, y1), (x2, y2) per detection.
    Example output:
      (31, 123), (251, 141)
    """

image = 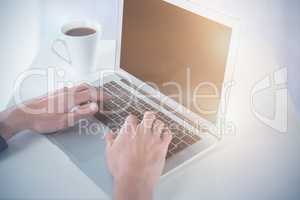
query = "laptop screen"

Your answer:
(120, 0), (232, 122)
